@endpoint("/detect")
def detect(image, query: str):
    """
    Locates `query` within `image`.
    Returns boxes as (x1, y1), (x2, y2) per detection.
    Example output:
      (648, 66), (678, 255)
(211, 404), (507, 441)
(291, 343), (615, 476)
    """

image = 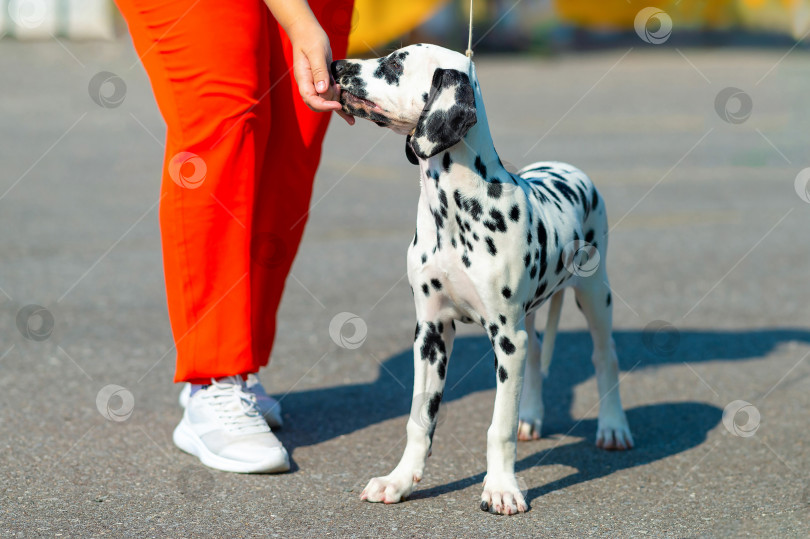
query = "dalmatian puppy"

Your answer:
(331, 44), (633, 515)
